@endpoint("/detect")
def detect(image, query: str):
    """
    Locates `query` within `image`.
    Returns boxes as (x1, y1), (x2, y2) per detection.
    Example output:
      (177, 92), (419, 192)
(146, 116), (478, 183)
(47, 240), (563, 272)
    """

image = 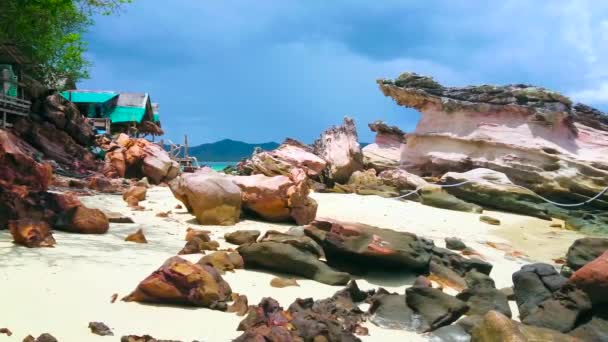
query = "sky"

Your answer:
(80, 0), (608, 145)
